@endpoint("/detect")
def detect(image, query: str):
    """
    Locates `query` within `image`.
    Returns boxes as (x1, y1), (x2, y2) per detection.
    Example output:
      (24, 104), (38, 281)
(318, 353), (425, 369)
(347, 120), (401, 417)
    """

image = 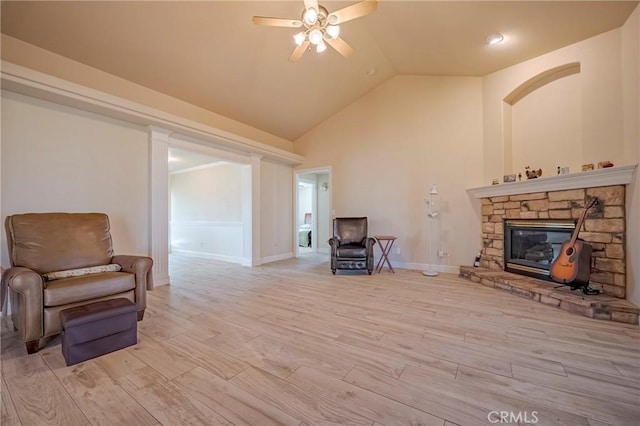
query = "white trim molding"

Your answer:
(467, 164), (637, 198)
(1, 60), (304, 165)
(149, 127), (171, 286)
